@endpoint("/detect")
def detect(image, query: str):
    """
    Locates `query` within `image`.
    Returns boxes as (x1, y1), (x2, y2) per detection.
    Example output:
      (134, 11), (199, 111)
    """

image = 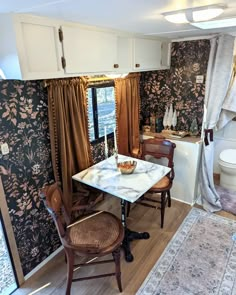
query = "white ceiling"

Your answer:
(1, 0), (236, 39)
